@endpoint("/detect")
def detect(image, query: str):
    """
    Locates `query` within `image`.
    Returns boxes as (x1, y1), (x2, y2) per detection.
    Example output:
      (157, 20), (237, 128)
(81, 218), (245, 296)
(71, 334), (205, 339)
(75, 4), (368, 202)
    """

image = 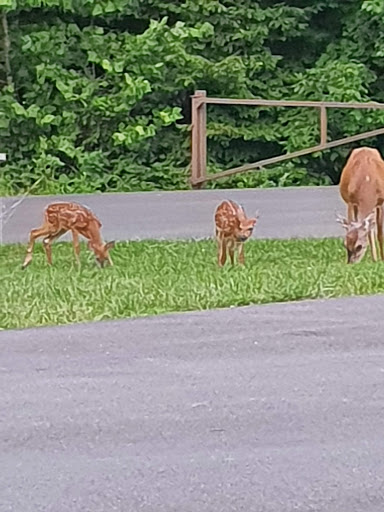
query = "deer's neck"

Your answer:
(87, 221), (103, 247)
